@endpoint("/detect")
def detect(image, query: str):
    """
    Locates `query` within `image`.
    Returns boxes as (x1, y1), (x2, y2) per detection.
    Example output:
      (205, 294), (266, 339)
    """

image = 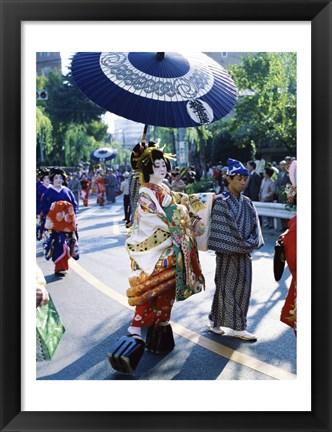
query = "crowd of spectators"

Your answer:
(39, 153), (296, 232)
